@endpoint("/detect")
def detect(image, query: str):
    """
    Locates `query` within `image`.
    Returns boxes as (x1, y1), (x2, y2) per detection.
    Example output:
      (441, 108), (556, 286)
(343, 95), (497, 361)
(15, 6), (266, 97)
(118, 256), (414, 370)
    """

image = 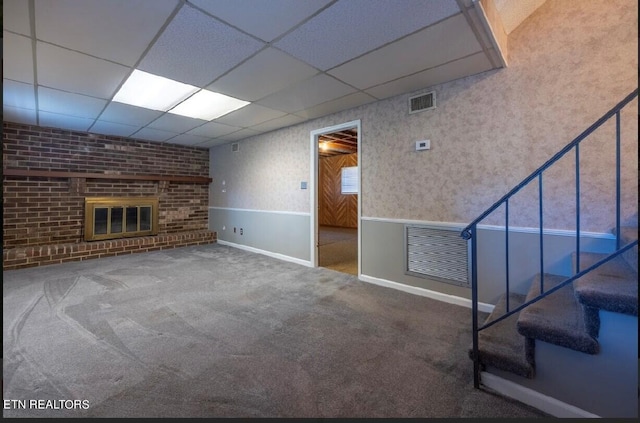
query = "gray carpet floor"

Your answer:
(2, 243), (550, 418)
